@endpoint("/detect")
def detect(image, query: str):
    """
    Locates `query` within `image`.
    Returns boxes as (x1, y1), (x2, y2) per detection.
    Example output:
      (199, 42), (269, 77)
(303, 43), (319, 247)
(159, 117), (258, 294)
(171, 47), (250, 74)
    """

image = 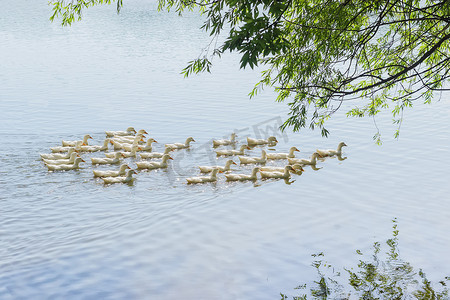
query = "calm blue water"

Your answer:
(1, 1), (450, 299)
